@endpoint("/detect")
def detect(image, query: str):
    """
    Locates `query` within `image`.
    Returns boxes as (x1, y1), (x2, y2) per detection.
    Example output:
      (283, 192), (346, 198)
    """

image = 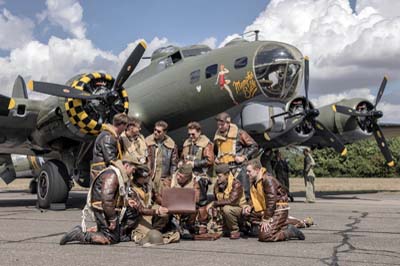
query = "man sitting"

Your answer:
(212, 164), (247, 239)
